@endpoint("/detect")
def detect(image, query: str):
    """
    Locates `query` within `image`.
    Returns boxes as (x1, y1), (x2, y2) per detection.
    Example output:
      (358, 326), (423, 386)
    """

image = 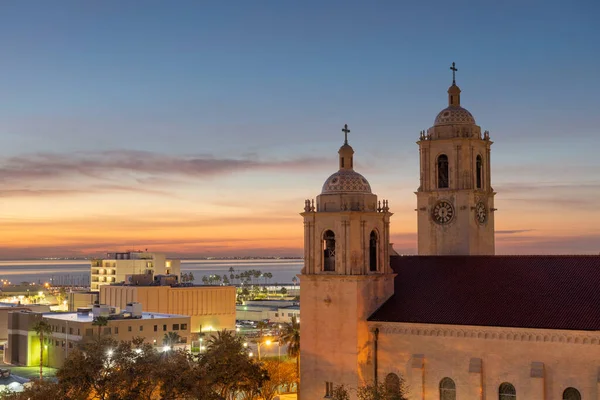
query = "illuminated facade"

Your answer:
(90, 251), (180, 291)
